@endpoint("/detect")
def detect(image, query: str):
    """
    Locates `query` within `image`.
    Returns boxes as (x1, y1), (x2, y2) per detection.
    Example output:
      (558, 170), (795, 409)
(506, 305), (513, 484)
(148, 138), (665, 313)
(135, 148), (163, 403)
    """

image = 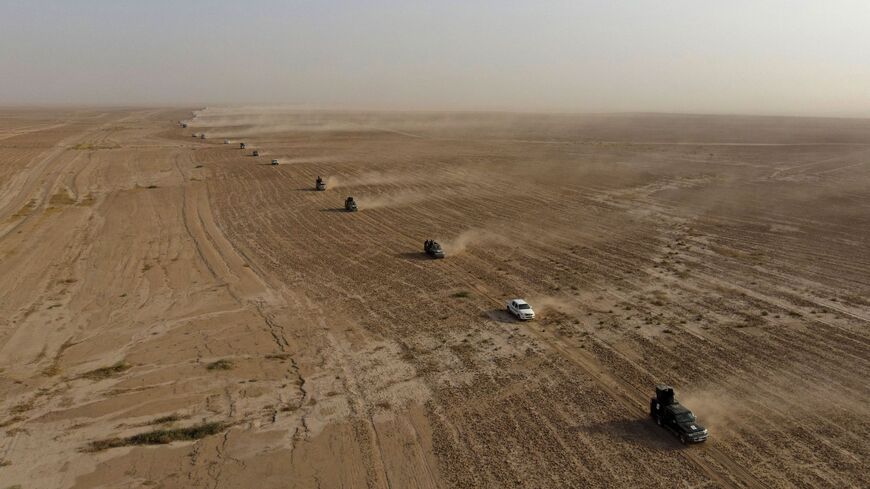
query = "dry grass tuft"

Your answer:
(70, 143), (119, 151)
(151, 414), (182, 425)
(81, 361), (131, 381)
(0, 416), (25, 428)
(87, 422), (226, 452)
(206, 359), (234, 371)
